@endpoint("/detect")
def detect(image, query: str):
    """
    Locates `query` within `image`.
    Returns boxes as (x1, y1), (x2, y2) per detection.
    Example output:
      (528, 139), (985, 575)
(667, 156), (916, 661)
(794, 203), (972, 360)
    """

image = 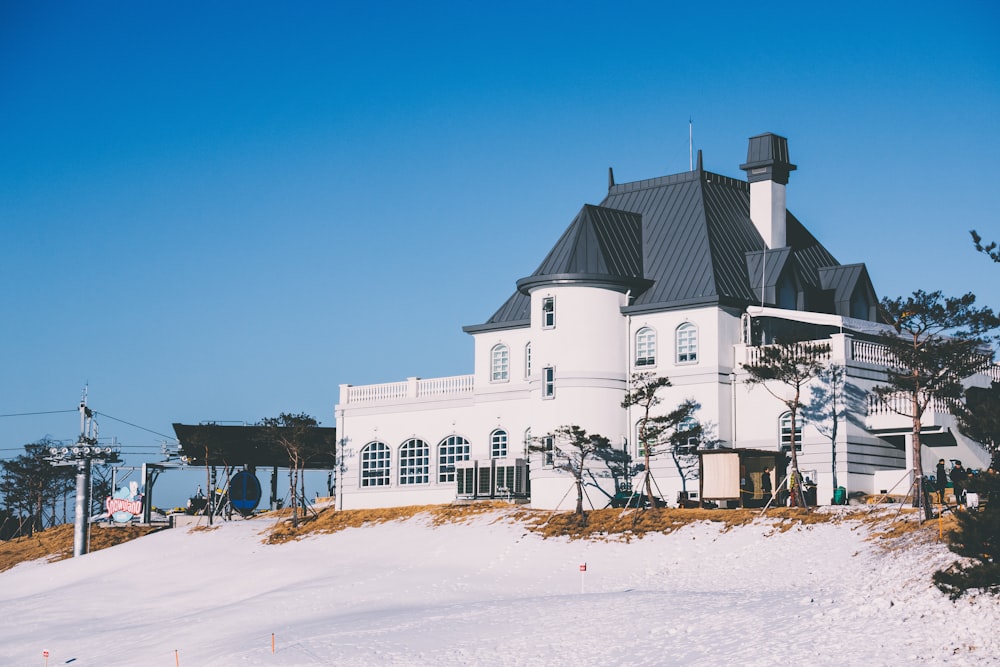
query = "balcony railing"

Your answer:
(342, 374), (475, 406)
(866, 392), (956, 416)
(744, 340), (833, 366)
